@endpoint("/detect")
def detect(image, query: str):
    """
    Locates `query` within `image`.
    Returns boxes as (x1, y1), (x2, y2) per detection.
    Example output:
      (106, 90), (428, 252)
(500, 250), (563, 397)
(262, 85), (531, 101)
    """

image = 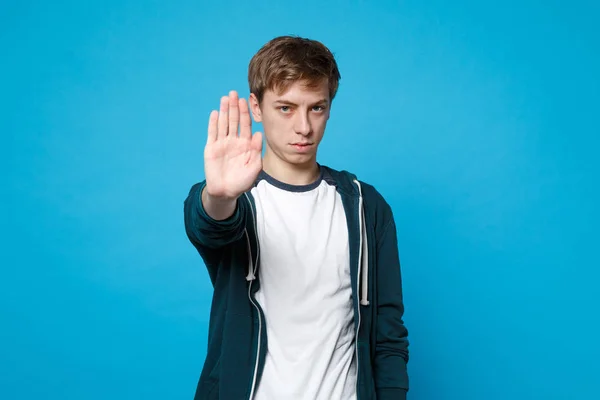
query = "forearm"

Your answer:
(374, 309), (409, 393)
(201, 185), (238, 221)
(377, 388), (408, 400)
(374, 216), (410, 394)
(184, 181), (246, 250)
